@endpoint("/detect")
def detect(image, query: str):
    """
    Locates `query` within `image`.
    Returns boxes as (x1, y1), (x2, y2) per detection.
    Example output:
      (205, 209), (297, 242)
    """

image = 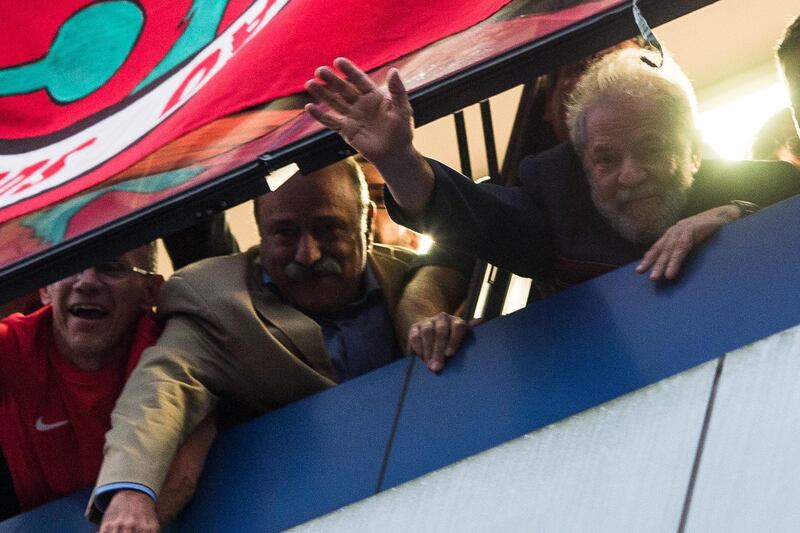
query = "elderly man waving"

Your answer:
(305, 47), (752, 360)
